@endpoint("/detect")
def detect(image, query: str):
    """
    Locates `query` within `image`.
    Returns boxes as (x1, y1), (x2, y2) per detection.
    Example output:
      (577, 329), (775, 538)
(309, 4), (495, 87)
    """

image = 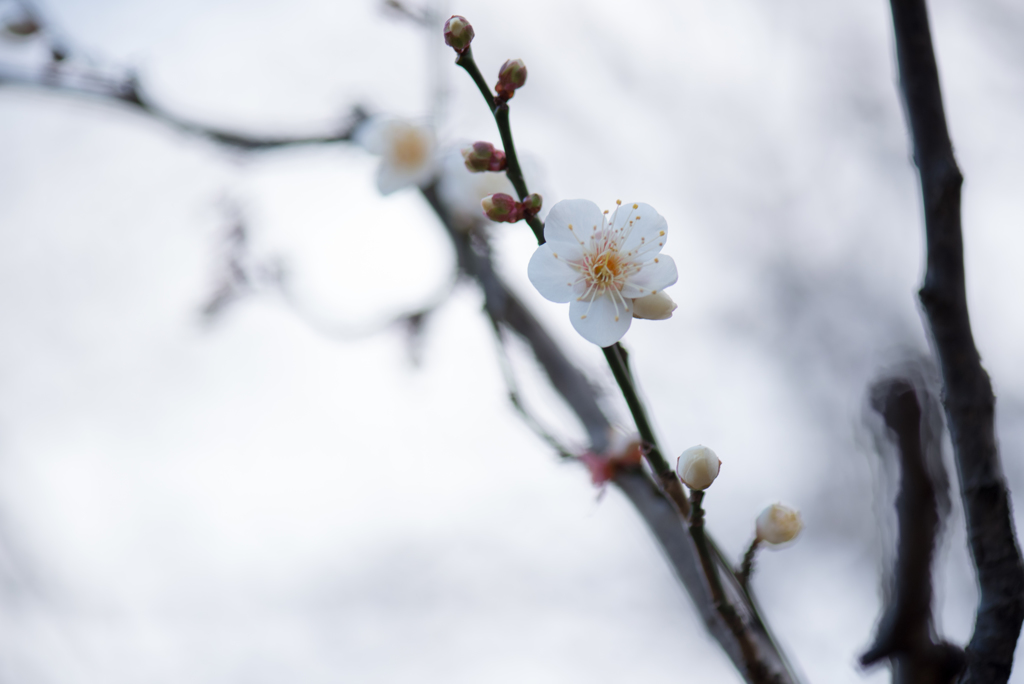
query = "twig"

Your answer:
(887, 2), (1024, 681)
(453, 47), (544, 243)
(738, 538), (761, 591)
(0, 64), (367, 150)
(602, 343), (690, 518)
(689, 491), (783, 684)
